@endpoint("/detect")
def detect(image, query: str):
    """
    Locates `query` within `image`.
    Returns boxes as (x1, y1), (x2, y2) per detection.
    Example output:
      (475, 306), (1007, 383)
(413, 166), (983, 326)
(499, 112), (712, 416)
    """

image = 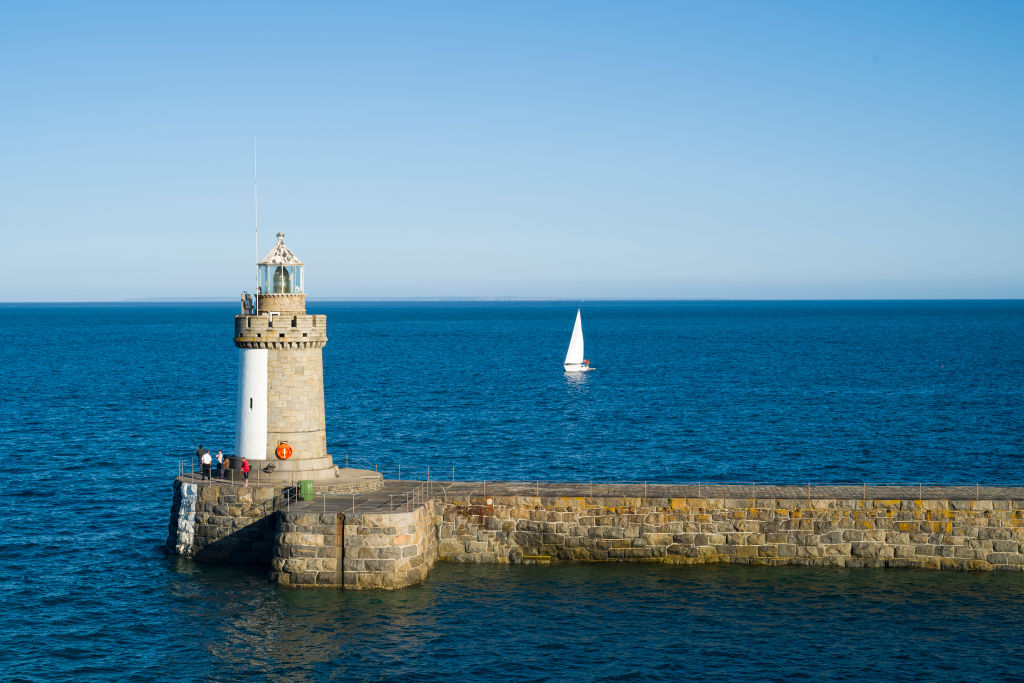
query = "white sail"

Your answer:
(564, 309), (584, 366)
